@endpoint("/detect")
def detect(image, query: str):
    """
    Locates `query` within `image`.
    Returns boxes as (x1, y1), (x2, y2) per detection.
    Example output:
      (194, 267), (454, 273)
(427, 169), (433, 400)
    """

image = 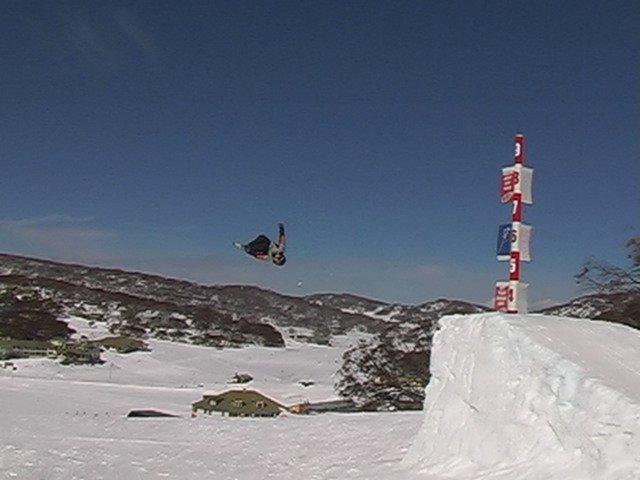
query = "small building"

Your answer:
(192, 389), (286, 418)
(288, 401), (310, 414)
(127, 409), (179, 418)
(92, 336), (150, 353)
(0, 339), (57, 360)
(305, 399), (358, 414)
(59, 341), (102, 365)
